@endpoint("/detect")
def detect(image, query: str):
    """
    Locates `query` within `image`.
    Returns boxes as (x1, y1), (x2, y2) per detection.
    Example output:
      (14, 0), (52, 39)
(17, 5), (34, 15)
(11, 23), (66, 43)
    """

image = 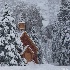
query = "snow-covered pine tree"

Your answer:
(52, 0), (70, 65)
(0, 4), (23, 66)
(41, 25), (53, 64)
(30, 26), (43, 64)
